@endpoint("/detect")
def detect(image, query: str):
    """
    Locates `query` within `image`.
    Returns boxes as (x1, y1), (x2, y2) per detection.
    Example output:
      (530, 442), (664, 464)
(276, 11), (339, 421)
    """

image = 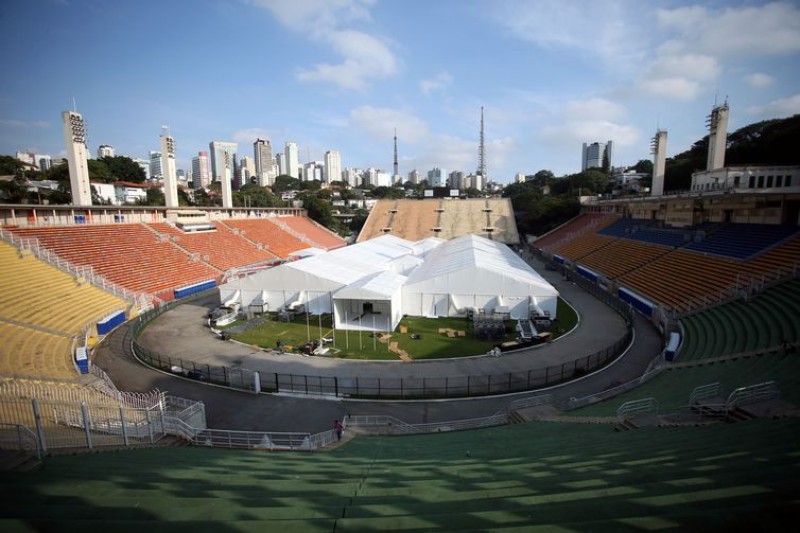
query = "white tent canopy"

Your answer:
(401, 235), (559, 320)
(218, 233), (558, 331)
